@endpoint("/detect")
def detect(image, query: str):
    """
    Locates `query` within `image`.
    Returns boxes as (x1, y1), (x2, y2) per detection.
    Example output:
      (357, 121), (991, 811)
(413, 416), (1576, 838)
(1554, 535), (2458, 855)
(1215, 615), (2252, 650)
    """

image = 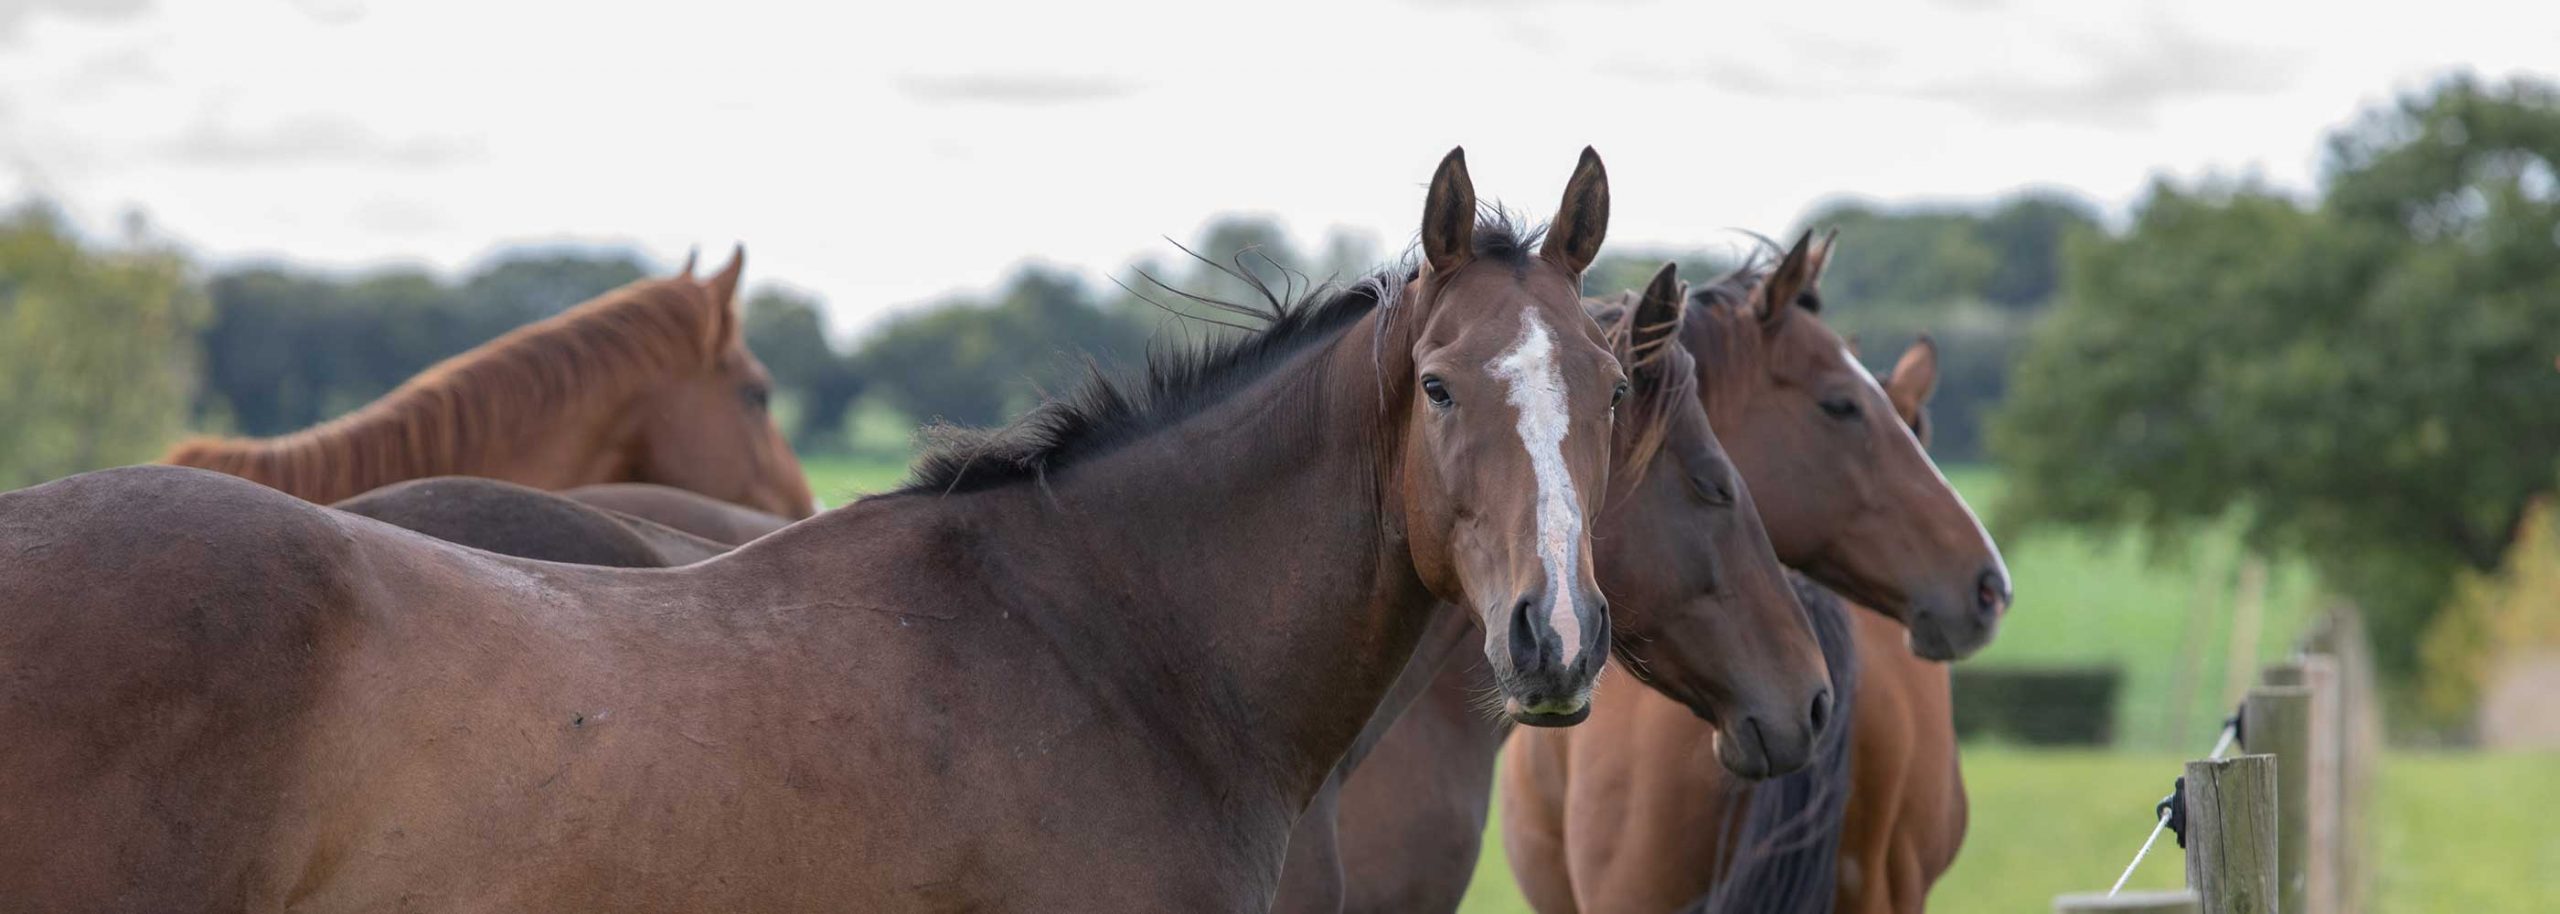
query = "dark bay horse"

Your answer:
(1280, 231), (2008, 913)
(1503, 307), (1989, 912)
(163, 250), (815, 519)
(562, 482), (794, 545)
(0, 148), (1647, 912)
(335, 477), (732, 567)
